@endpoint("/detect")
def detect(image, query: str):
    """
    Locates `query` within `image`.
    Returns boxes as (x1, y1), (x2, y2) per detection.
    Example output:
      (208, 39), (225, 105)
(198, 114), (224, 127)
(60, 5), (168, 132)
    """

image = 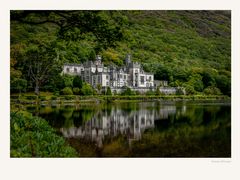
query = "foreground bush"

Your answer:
(61, 87), (73, 95)
(10, 112), (78, 157)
